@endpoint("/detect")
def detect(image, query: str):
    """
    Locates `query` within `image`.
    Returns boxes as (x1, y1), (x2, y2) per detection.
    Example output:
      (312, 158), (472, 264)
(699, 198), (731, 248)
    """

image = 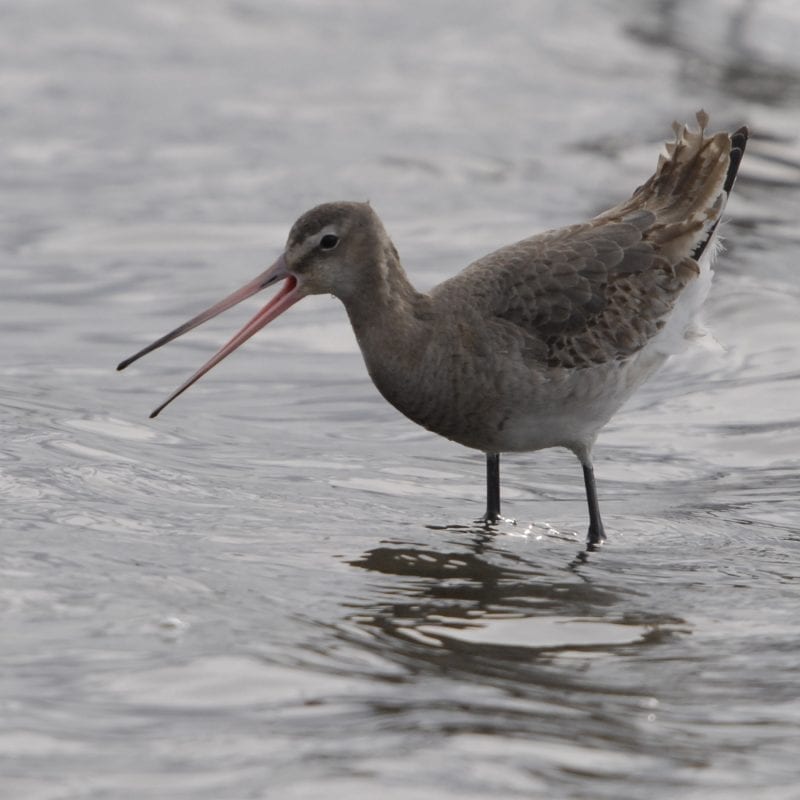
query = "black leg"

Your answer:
(582, 462), (606, 546)
(479, 452), (501, 524)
